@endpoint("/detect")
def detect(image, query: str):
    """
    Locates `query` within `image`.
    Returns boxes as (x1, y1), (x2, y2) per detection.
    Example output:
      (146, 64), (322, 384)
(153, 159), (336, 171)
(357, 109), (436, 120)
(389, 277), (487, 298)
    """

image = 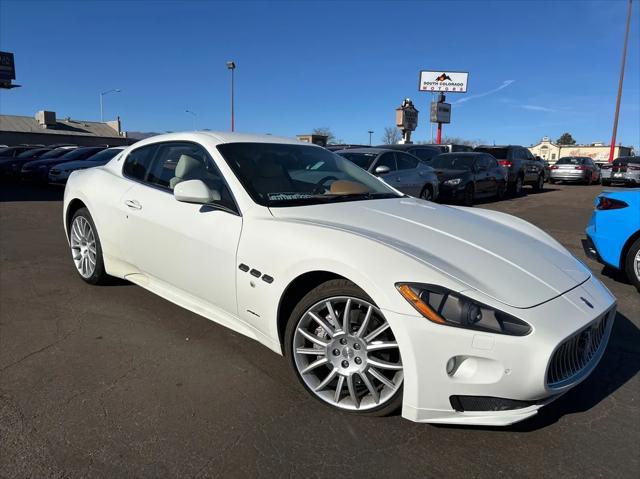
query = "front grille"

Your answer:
(546, 310), (613, 388)
(450, 395), (541, 412)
